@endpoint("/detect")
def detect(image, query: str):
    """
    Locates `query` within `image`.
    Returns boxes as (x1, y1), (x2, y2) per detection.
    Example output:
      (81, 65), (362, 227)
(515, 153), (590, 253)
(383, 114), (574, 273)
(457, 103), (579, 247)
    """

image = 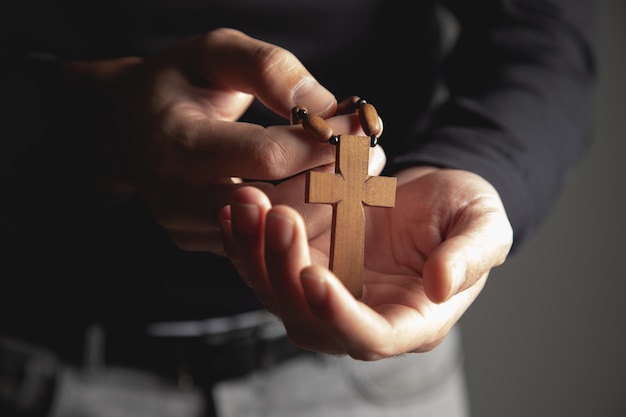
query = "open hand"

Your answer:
(220, 167), (513, 359)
